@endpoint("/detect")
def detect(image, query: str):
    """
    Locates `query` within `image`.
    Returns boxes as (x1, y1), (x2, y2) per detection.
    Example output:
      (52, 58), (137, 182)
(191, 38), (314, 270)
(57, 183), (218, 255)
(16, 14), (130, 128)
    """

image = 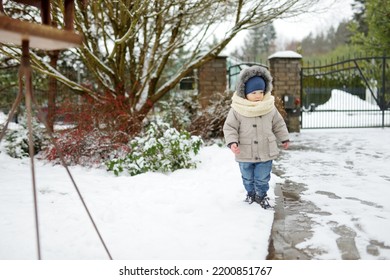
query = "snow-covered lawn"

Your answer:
(0, 144), (275, 260)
